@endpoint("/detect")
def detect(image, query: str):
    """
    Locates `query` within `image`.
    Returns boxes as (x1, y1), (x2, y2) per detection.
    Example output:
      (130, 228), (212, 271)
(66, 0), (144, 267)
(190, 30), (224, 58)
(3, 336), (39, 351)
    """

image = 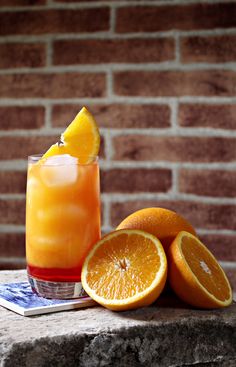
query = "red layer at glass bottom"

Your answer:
(27, 264), (82, 282)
